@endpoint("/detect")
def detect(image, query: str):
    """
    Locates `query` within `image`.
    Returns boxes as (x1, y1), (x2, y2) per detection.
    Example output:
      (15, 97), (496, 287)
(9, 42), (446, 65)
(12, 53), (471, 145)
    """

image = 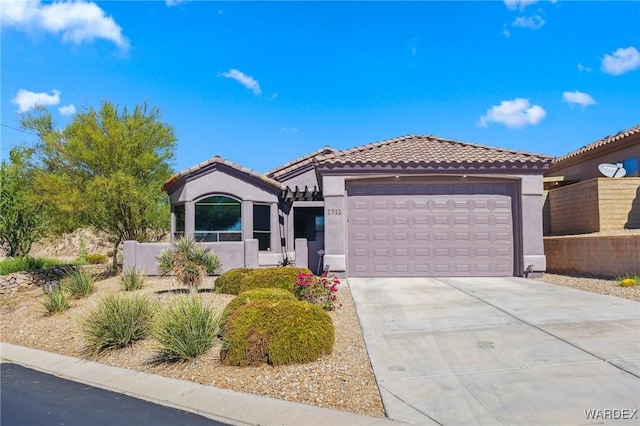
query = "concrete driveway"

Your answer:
(349, 277), (640, 425)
